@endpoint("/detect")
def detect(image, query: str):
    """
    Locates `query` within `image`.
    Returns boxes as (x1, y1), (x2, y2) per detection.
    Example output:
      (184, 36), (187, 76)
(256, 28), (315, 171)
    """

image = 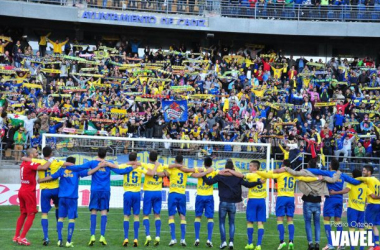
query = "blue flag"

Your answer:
(162, 100), (188, 122)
